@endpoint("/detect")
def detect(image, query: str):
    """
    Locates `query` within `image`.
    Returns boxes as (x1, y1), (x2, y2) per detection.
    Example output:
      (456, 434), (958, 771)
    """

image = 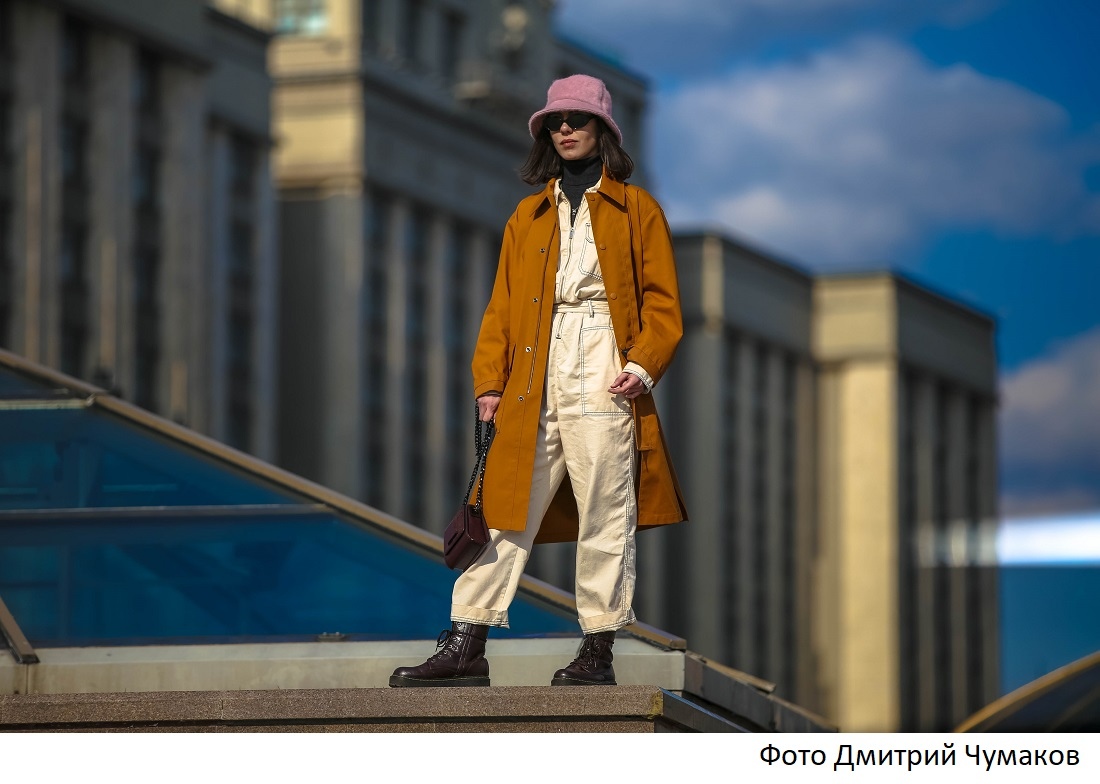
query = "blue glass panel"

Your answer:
(0, 408), (297, 510)
(0, 510), (577, 645)
(0, 365), (62, 397)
